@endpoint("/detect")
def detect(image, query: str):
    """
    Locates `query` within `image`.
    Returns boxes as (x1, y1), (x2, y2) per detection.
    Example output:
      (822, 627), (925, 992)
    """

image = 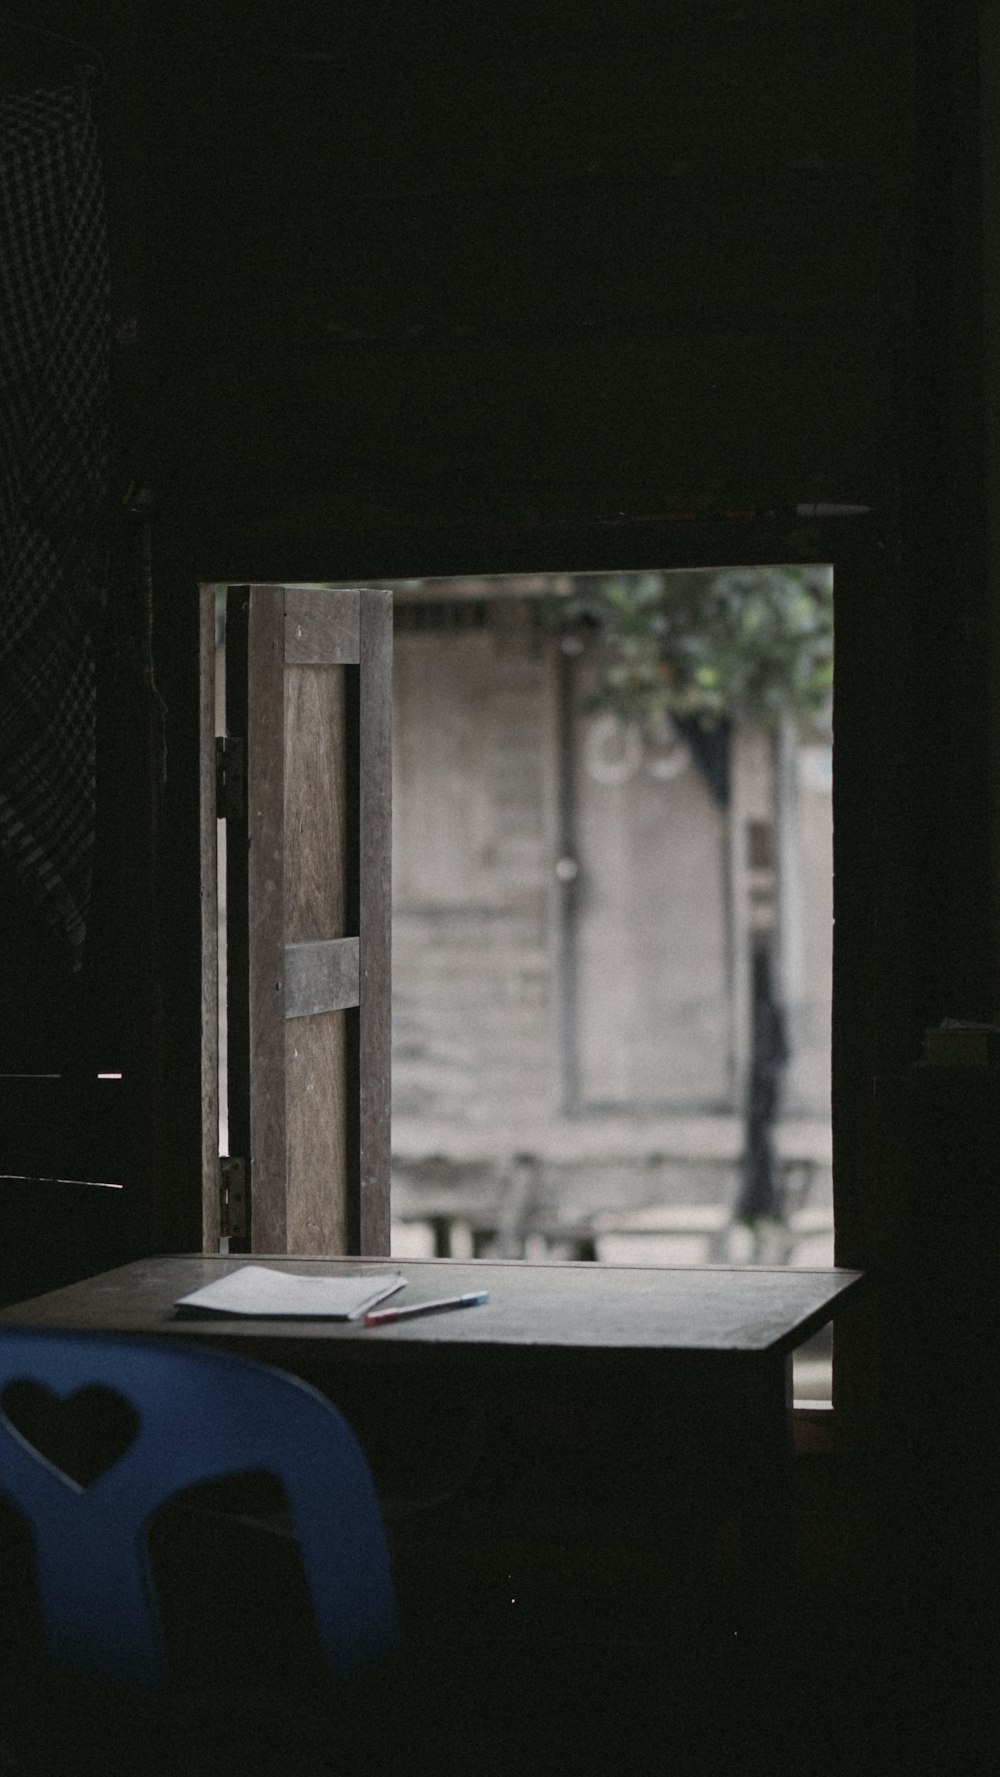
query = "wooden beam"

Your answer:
(283, 638), (350, 1253)
(246, 587), (288, 1254)
(284, 938), (360, 1018)
(357, 591), (393, 1255)
(284, 588), (360, 663)
(199, 588), (221, 1251)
